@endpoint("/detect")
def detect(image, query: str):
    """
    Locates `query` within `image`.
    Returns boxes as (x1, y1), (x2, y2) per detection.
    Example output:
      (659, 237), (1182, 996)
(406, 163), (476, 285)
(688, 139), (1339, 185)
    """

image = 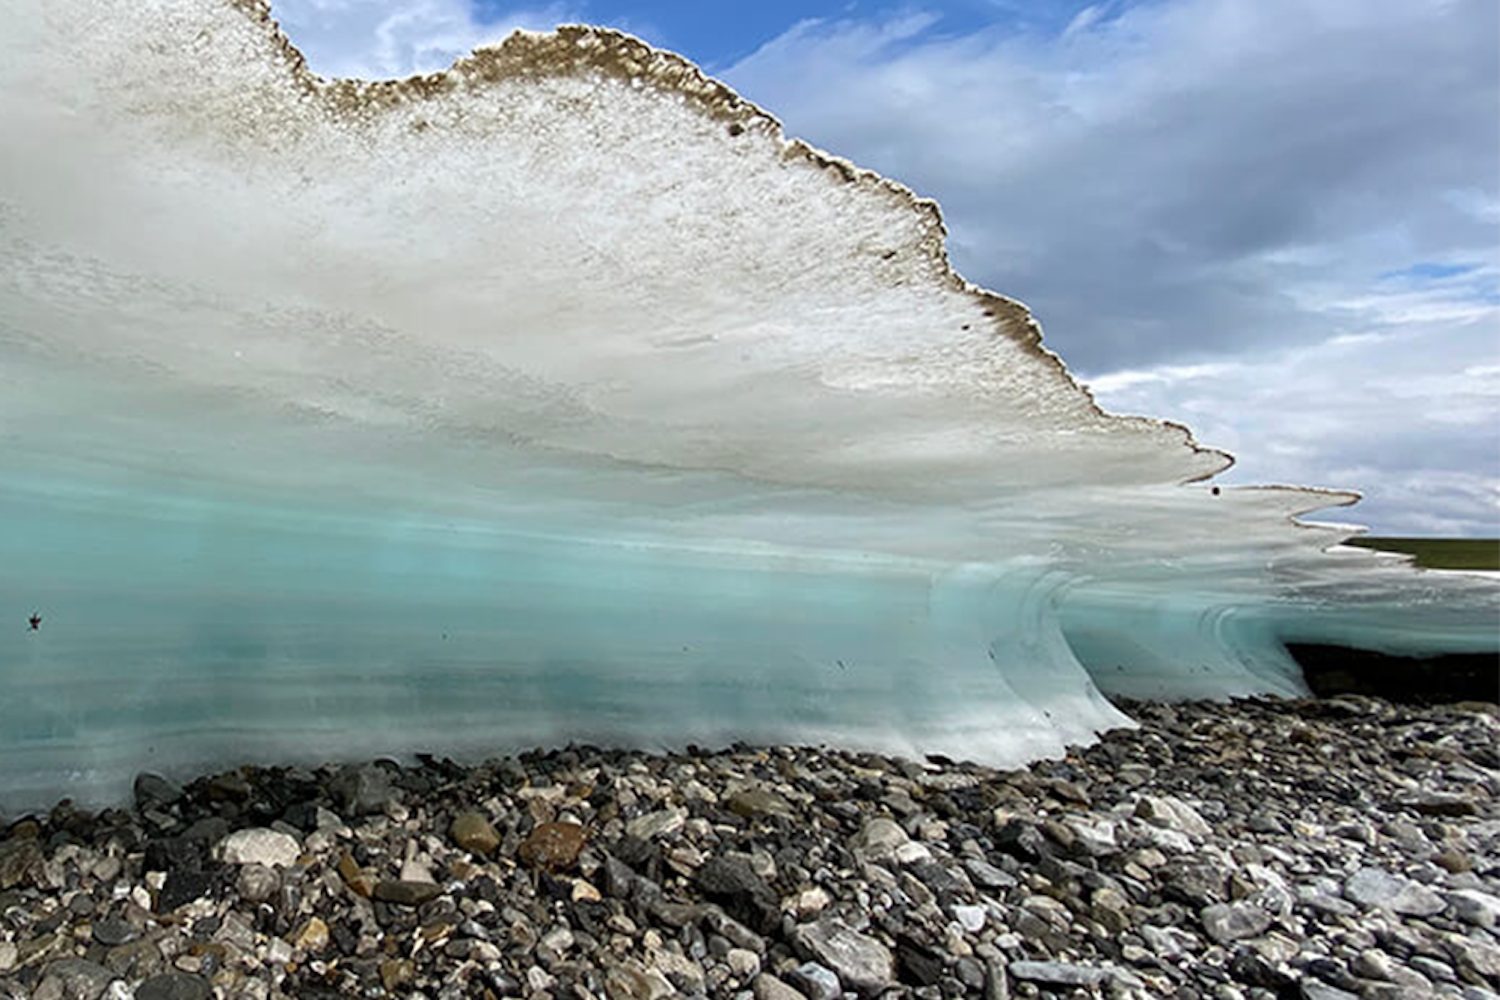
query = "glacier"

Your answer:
(0, 0), (1495, 810)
